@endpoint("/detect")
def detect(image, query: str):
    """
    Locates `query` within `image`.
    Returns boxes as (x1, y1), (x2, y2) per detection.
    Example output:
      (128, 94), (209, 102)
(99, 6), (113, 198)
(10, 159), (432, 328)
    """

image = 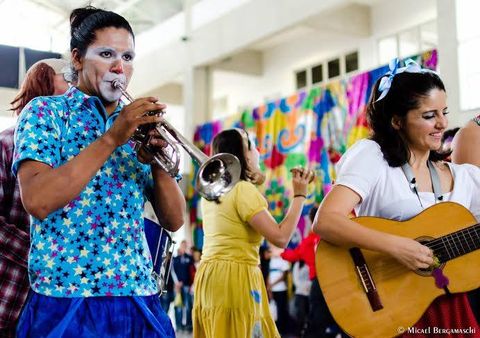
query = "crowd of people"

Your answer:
(1, 4), (479, 338)
(1, 58), (70, 337)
